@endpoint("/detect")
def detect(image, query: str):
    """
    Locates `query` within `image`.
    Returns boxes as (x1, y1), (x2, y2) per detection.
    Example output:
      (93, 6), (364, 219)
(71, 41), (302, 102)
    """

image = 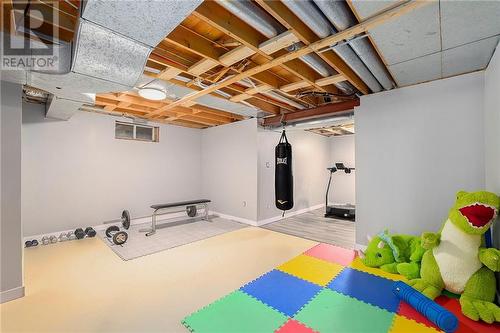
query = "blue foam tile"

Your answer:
(327, 267), (401, 313)
(240, 270), (321, 317)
